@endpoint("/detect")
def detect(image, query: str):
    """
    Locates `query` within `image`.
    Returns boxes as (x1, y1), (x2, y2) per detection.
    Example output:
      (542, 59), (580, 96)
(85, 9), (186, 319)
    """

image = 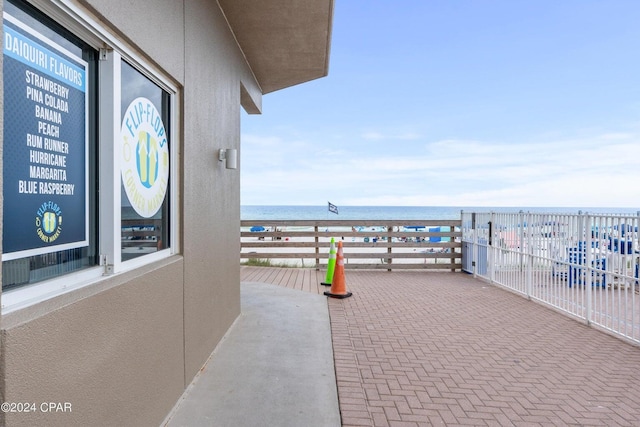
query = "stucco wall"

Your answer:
(1, 259), (185, 427)
(79, 0), (185, 83)
(182, 0), (245, 382)
(0, 0), (257, 425)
